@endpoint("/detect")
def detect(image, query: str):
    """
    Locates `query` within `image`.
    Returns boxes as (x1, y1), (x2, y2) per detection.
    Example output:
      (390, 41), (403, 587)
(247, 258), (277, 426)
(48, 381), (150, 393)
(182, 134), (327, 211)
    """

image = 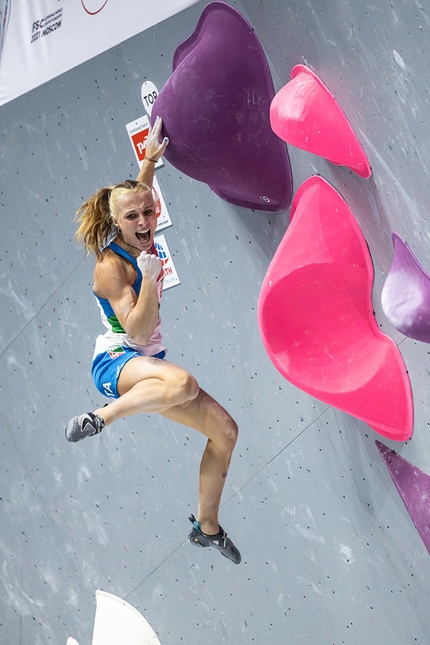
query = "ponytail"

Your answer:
(75, 181), (152, 259)
(75, 186), (114, 259)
